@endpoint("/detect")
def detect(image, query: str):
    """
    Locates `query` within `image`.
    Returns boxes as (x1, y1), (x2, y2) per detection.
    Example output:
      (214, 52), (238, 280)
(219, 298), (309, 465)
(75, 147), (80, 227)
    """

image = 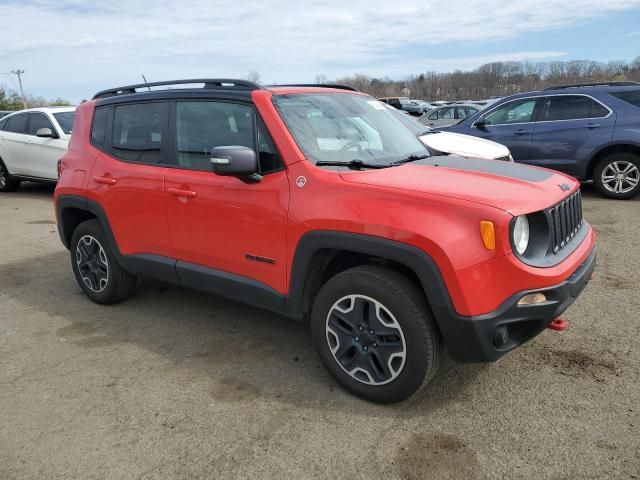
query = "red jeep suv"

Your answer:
(55, 79), (597, 403)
